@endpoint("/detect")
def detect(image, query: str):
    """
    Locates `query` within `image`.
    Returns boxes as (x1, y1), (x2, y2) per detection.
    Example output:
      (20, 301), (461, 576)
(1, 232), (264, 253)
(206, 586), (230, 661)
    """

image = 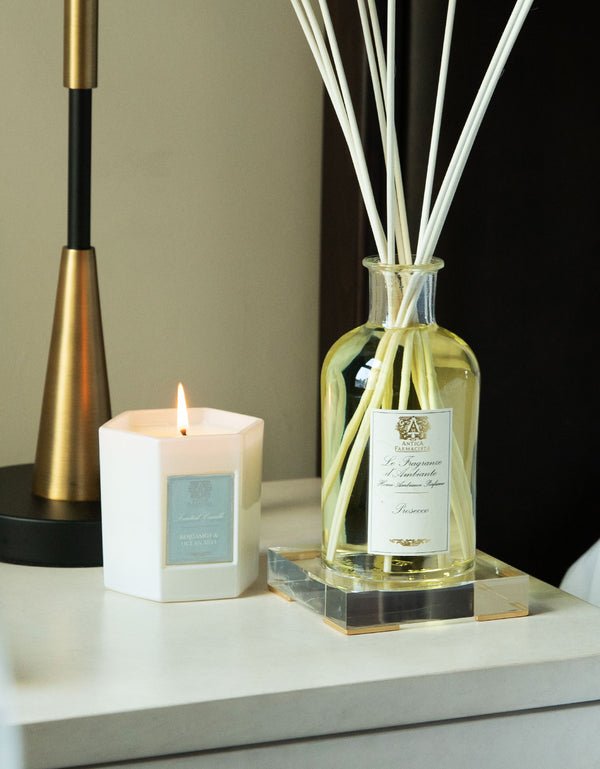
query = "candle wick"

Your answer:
(180, 427), (187, 437)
